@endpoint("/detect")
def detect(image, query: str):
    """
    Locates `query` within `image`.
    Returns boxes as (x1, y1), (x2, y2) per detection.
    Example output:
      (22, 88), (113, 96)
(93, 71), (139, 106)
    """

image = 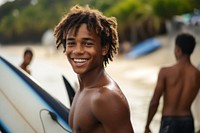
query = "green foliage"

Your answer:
(0, 0), (199, 44)
(105, 0), (154, 26)
(0, 0), (69, 43)
(153, 0), (196, 19)
(0, 15), (15, 36)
